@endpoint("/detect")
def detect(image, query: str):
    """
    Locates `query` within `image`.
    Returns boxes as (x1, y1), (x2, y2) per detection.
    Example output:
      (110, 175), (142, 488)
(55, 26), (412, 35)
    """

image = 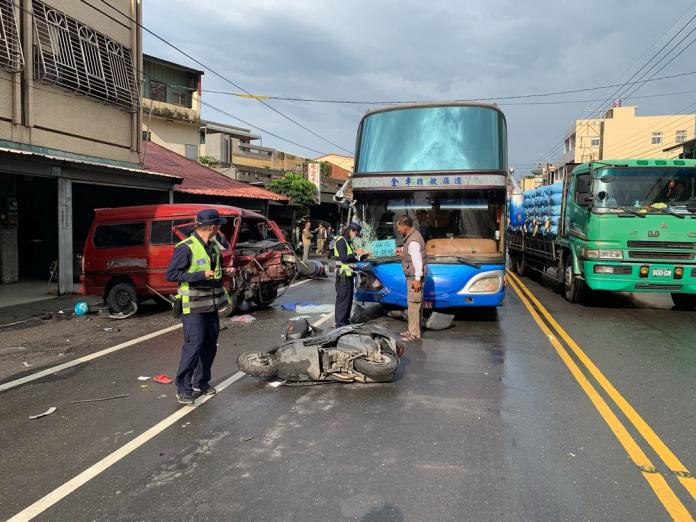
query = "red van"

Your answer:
(81, 204), (296, 314)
